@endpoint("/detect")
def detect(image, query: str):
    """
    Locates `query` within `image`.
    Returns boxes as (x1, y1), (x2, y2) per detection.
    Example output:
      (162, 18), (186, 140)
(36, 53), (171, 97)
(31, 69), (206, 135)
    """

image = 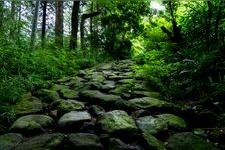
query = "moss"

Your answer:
(157, 114), (187, 129)
(143, 133), (166, 150)
(129, 97), (170, 109)
(97, 110), (138, 134)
